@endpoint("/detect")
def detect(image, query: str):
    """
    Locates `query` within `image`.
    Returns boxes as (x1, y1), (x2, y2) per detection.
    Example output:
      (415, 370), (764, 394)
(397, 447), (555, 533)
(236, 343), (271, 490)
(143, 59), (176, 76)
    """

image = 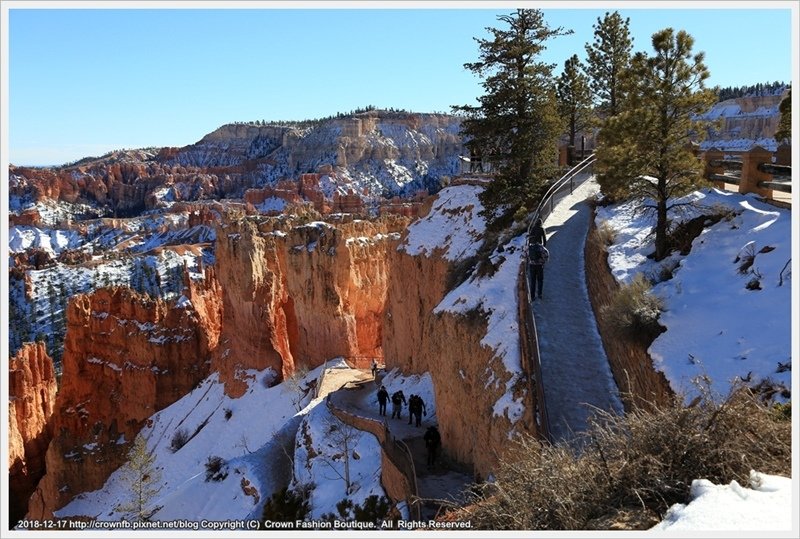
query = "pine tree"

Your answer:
(454, 9), (570, 223)
(556, 54), (592, 164)
(775, 88), (791, 143)
(115, 434), (162, 521)
(584, 11), (633, 117)
(595, 28), (716, 261)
